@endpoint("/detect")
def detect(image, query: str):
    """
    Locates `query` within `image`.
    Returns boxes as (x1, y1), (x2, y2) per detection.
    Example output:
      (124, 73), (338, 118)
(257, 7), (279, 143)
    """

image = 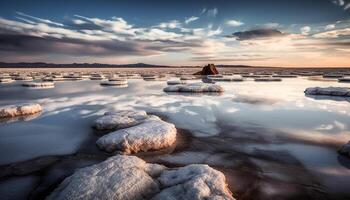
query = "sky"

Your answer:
(0, 0), (349, 67)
